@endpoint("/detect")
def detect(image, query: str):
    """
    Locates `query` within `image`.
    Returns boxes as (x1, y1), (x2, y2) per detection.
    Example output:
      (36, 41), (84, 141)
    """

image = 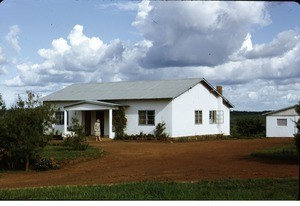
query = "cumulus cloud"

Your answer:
(177, 28), (300, 86)
(243, 30), (300, 59)
(0, 47), (8, 75)
(5, 25), (21, 53)
(97, 1), (139, 11)
(133, 1), (271, 68)
(3, 1), (300, 111)
(4, 24), (152, 87)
